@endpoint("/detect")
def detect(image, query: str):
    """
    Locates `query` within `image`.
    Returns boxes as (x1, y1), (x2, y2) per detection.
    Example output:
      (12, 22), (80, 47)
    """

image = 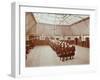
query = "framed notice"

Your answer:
(11, 2), (96, 77)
